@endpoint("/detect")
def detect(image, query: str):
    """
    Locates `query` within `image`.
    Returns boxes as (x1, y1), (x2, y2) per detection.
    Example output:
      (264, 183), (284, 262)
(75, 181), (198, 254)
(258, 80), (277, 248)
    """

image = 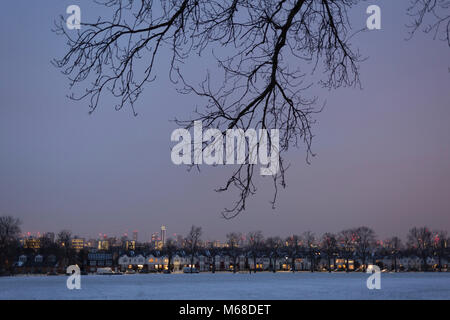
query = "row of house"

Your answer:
(13, 254), (59, 274)
(116, 254), (354, 272)
(116, 254), (448, 272)
(12, 252), (449, 274)
(380, 256), (448, 271)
